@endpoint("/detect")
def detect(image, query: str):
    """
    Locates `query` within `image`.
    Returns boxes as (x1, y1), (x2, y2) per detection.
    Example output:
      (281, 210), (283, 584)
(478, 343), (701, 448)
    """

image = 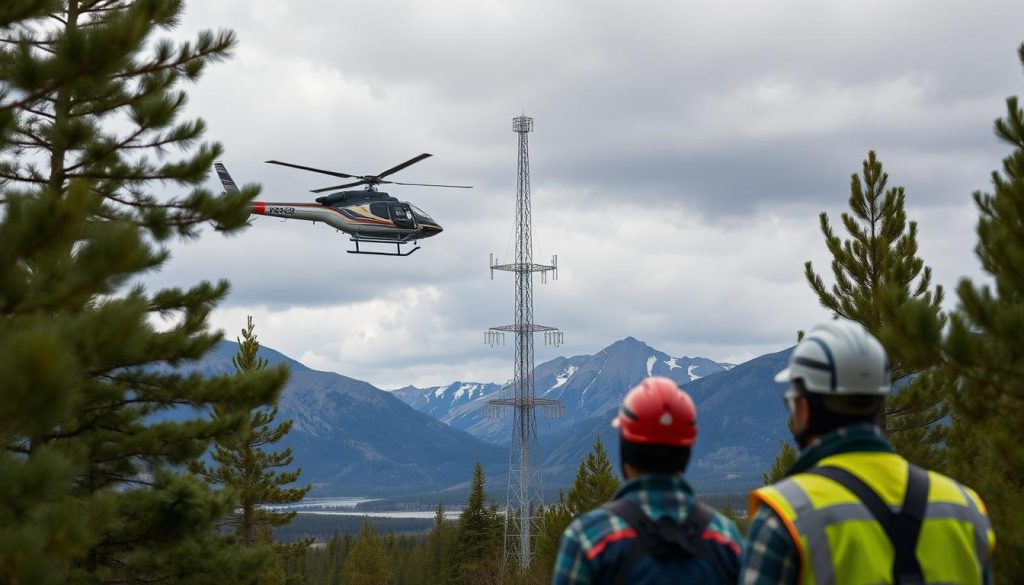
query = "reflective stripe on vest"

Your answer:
(750, 452), (995, 585)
